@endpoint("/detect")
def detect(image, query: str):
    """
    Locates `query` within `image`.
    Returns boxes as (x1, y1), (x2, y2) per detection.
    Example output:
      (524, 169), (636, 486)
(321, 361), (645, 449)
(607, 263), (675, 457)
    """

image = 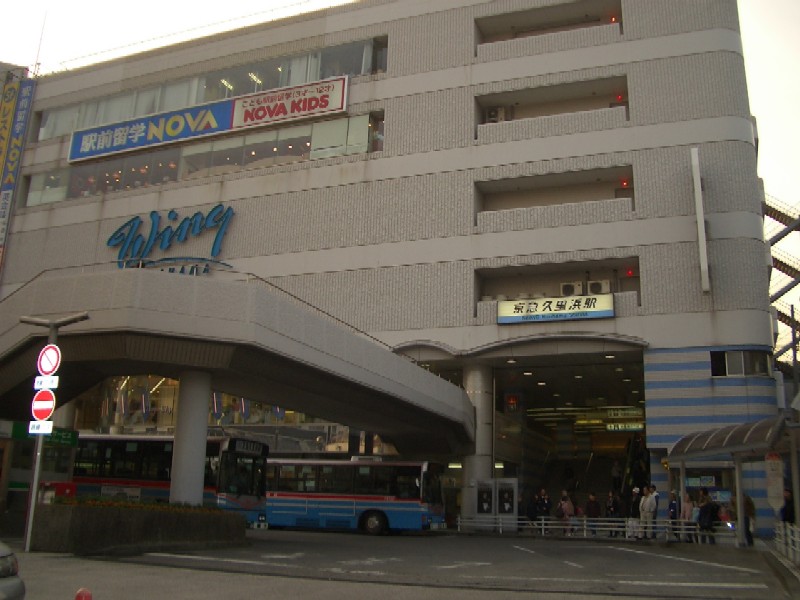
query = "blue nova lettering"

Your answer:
(107, 204), (234, 268)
